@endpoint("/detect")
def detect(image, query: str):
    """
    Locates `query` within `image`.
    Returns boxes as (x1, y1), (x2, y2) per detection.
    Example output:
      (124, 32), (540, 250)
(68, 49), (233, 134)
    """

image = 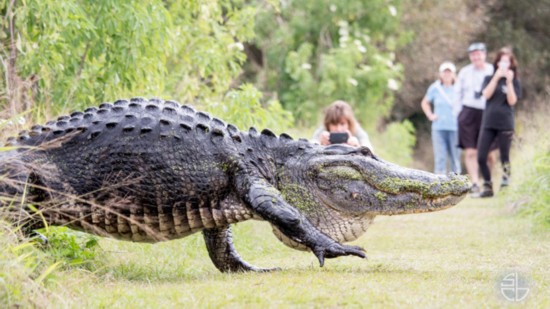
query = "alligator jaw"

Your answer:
(365, 159), (471, 215)
(302, 149), (471, 216)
